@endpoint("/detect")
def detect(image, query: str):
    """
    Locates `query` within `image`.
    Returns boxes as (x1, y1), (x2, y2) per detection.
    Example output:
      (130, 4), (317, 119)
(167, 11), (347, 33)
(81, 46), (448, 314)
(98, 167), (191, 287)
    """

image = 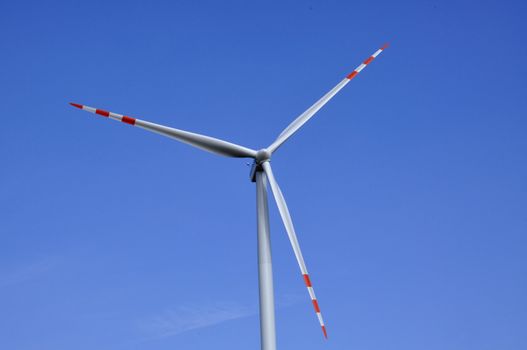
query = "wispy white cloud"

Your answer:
(139, 293), (305, 339)
(140, 302), (255, 338)
(276, 292), (305, 308)
(0, 257), (57, 288)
